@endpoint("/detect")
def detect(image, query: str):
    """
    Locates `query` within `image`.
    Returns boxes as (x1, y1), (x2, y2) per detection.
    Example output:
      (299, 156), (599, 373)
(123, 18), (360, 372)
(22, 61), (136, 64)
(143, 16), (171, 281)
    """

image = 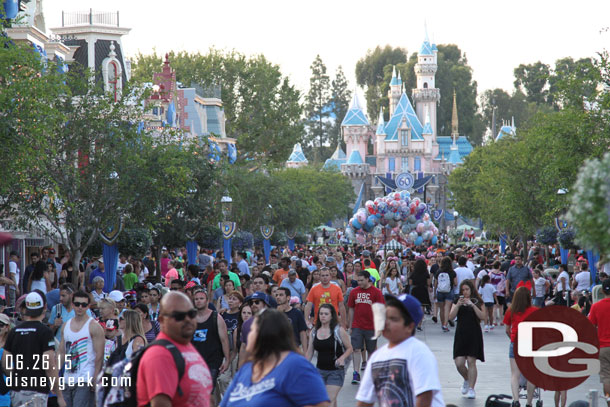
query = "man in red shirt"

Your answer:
(589, 278), (610, 404)
(137, 291), (212, 407)
(347, 270), (385, 385)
